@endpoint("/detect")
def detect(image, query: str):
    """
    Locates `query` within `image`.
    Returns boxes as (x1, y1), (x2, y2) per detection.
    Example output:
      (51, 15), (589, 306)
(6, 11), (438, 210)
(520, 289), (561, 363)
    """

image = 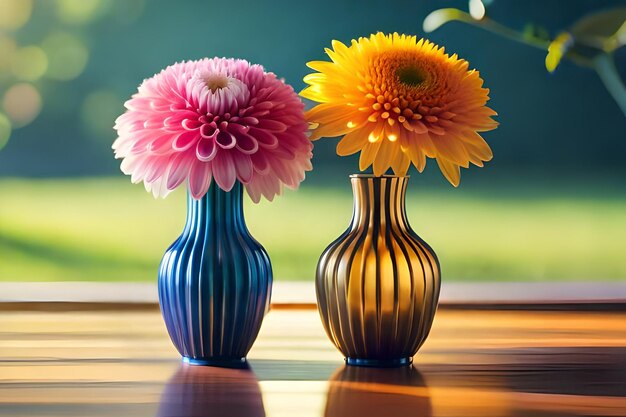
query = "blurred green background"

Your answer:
(0, 0), (624, 282)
